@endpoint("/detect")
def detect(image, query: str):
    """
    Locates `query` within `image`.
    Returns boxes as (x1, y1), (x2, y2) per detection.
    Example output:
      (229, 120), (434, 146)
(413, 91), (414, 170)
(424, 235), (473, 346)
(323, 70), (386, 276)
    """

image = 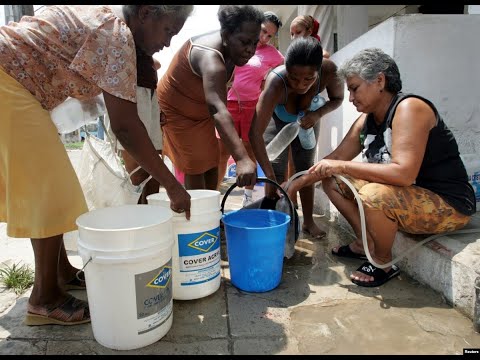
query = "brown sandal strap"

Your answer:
(27, 295), (89, 322)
